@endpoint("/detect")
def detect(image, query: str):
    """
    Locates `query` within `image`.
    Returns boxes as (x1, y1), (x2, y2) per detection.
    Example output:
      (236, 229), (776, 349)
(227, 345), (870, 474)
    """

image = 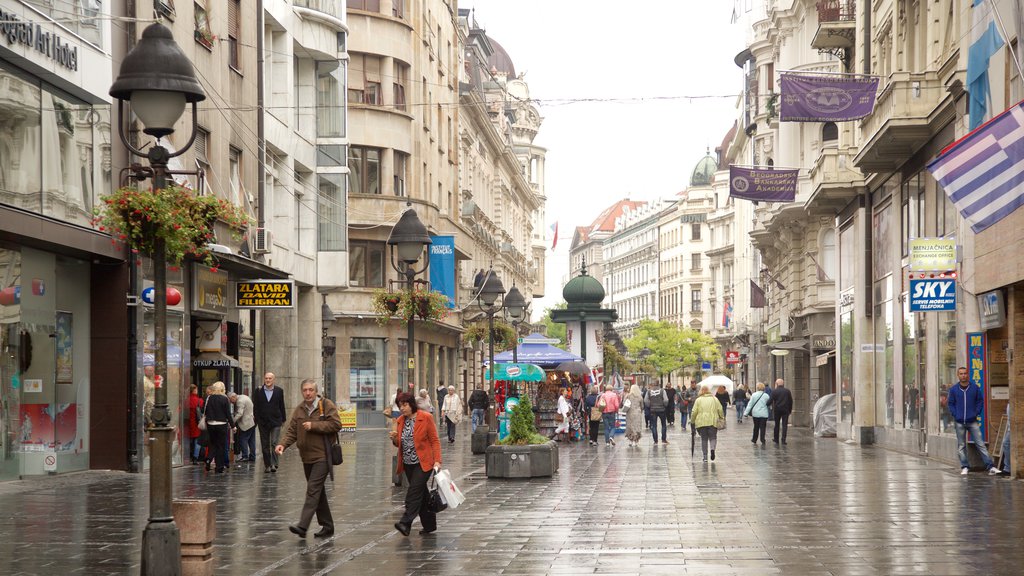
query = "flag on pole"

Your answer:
(927, 100), (1024, 233)
(968, 0), (1005, 130)
(550, 221), (559, 250)
(750, 280), (766, 308)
